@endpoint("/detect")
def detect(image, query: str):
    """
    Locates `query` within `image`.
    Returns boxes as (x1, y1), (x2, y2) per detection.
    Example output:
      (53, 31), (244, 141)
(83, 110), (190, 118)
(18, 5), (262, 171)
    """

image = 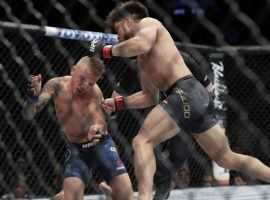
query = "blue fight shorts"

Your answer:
(64, 137), (127, 185)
